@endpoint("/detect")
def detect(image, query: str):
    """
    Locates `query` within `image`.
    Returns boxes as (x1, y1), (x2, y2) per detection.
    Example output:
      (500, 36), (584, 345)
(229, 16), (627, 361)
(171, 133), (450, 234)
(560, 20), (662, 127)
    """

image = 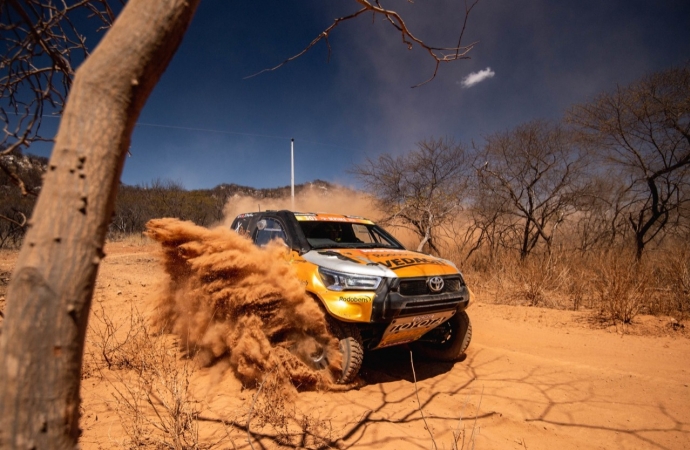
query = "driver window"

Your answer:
(353, 224), (375, 243)
(254, 218), (287, 246)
